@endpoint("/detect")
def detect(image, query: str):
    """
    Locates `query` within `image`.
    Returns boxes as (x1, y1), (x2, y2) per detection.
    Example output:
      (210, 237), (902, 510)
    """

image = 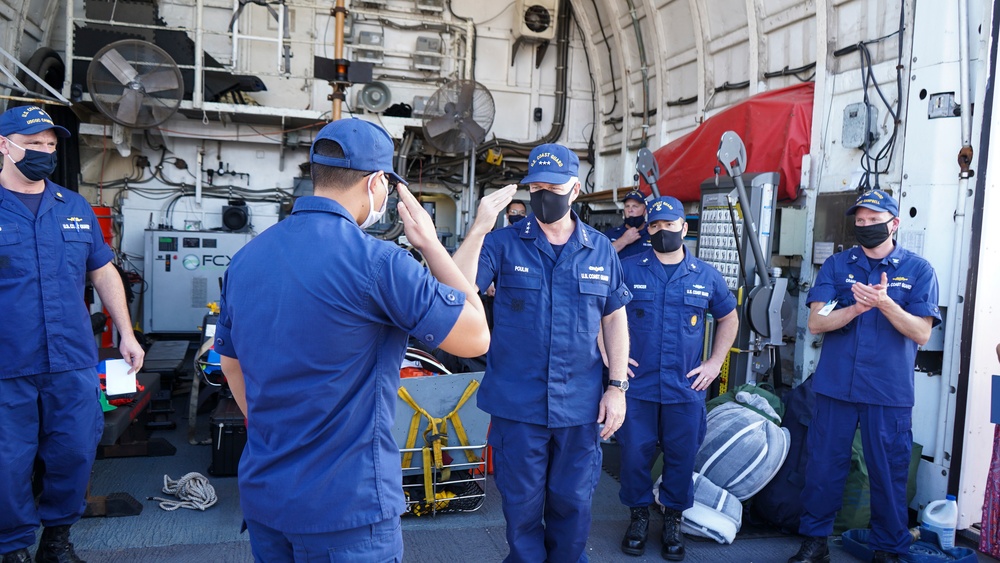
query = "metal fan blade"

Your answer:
(150, 103), (175, 124)
(425, 114), (460, 139)
(141, 70), (179, 93)
(116, 88), (143, 125)
(99, 48), (139, 85)
(457, 81), (476, 114)
(457, 119), (486, 146)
